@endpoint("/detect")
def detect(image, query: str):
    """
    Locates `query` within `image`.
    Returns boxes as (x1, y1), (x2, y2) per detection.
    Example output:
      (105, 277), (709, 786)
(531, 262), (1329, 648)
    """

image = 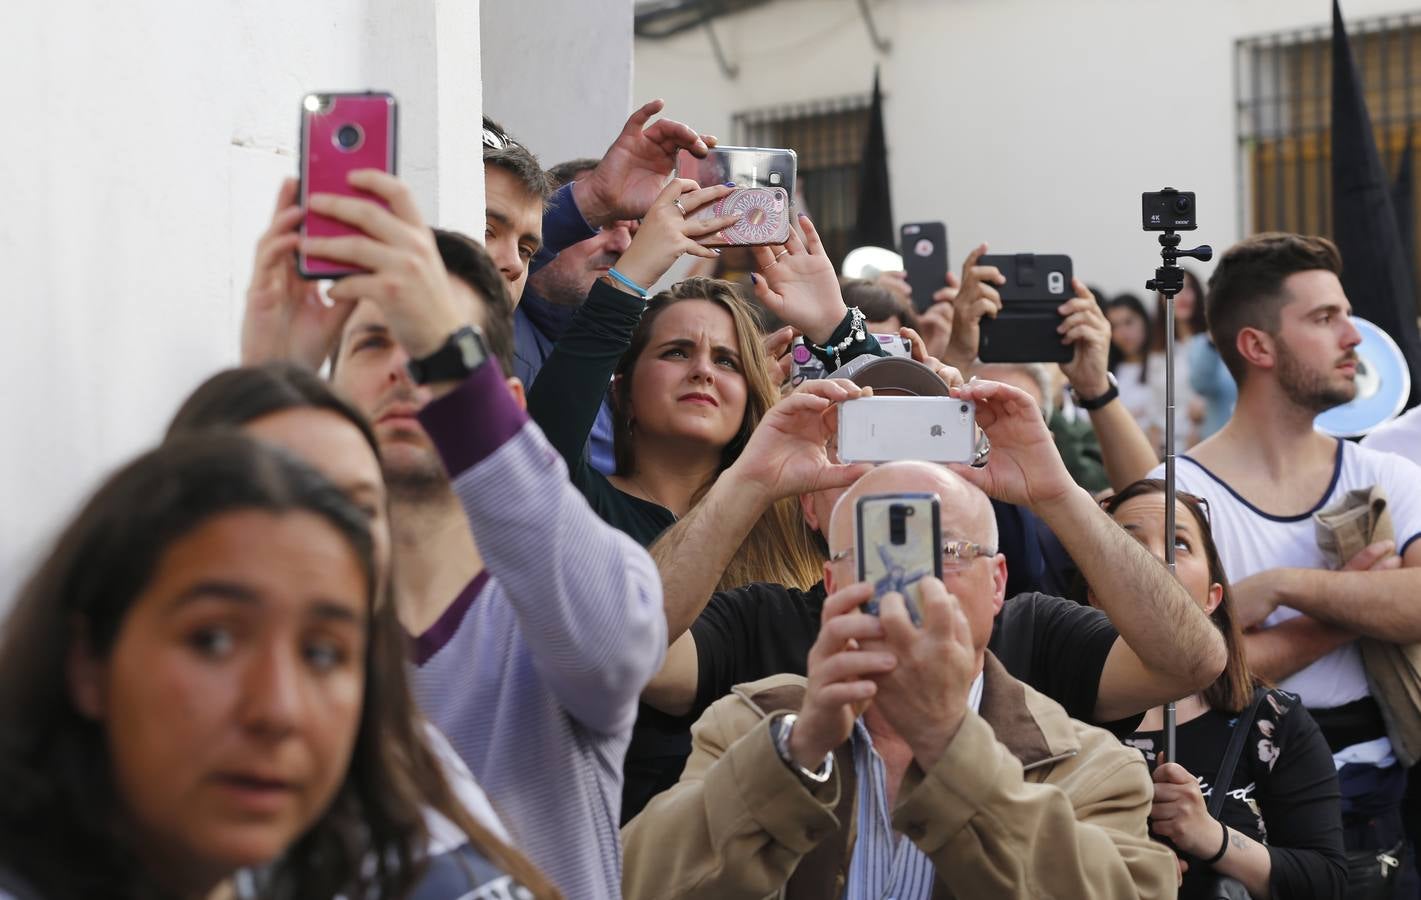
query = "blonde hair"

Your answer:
(612, 277), (826, 590)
